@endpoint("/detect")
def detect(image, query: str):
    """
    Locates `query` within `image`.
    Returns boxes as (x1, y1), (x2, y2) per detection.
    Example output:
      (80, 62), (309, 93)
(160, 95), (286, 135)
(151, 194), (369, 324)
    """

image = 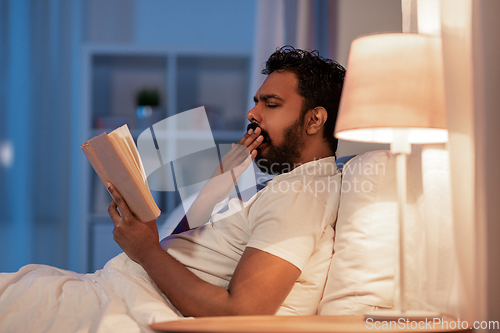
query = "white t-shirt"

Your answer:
(161, 156), (341, 315)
